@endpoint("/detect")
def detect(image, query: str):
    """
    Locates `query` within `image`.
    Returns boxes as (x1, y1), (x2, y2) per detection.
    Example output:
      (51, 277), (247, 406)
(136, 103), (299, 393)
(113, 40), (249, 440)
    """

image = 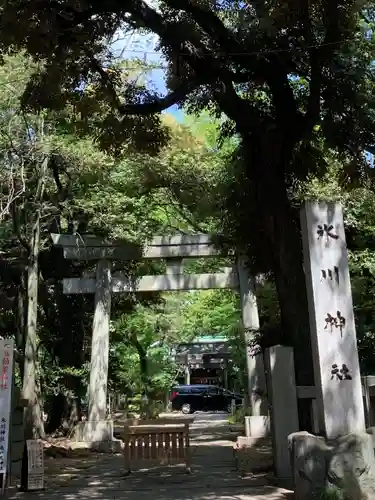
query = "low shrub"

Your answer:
(228, 406), (249, 425)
